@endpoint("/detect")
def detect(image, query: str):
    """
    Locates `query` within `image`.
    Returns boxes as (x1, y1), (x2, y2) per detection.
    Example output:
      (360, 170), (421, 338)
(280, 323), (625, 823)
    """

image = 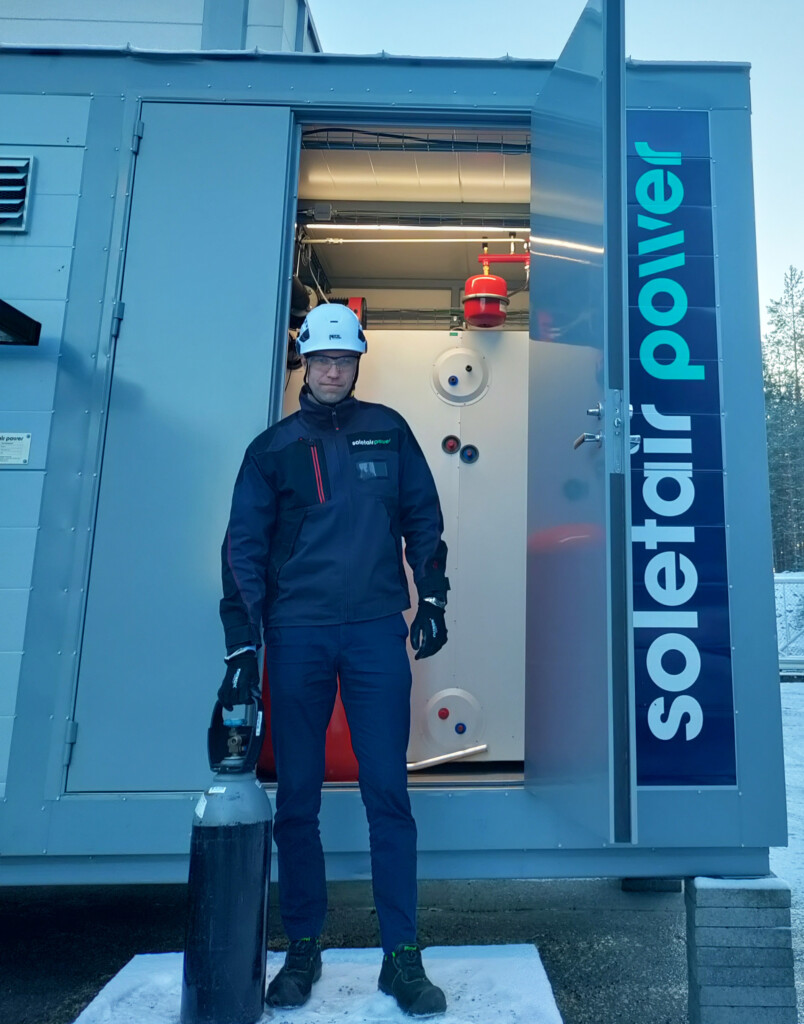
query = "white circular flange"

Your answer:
(423, 688), (484, 752)
(432, 347), (489, 405)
